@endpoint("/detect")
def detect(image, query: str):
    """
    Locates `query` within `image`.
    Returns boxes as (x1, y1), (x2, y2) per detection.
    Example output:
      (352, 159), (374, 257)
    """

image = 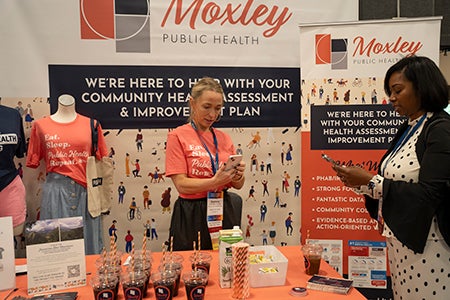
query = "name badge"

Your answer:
(207, 191), (224, 250)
